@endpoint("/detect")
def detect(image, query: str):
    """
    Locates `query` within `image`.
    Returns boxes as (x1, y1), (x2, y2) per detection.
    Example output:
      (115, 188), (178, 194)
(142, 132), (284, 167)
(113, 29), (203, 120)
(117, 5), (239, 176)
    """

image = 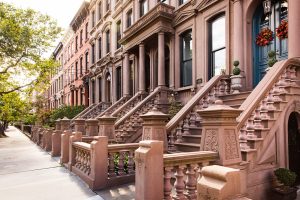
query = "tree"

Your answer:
(0, 2), (62, 95)
(0, 92), (27, 137)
